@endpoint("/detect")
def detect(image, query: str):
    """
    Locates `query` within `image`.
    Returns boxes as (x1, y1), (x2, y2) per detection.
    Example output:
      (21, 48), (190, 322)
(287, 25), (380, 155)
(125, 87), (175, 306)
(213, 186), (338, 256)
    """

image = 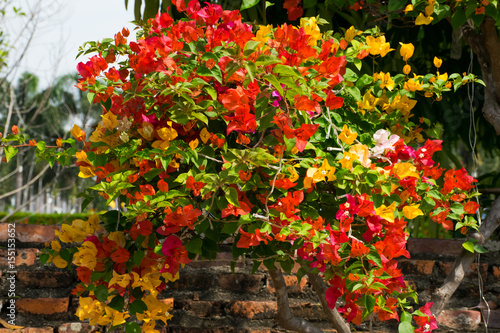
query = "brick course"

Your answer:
(1, 225), (499, 332)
